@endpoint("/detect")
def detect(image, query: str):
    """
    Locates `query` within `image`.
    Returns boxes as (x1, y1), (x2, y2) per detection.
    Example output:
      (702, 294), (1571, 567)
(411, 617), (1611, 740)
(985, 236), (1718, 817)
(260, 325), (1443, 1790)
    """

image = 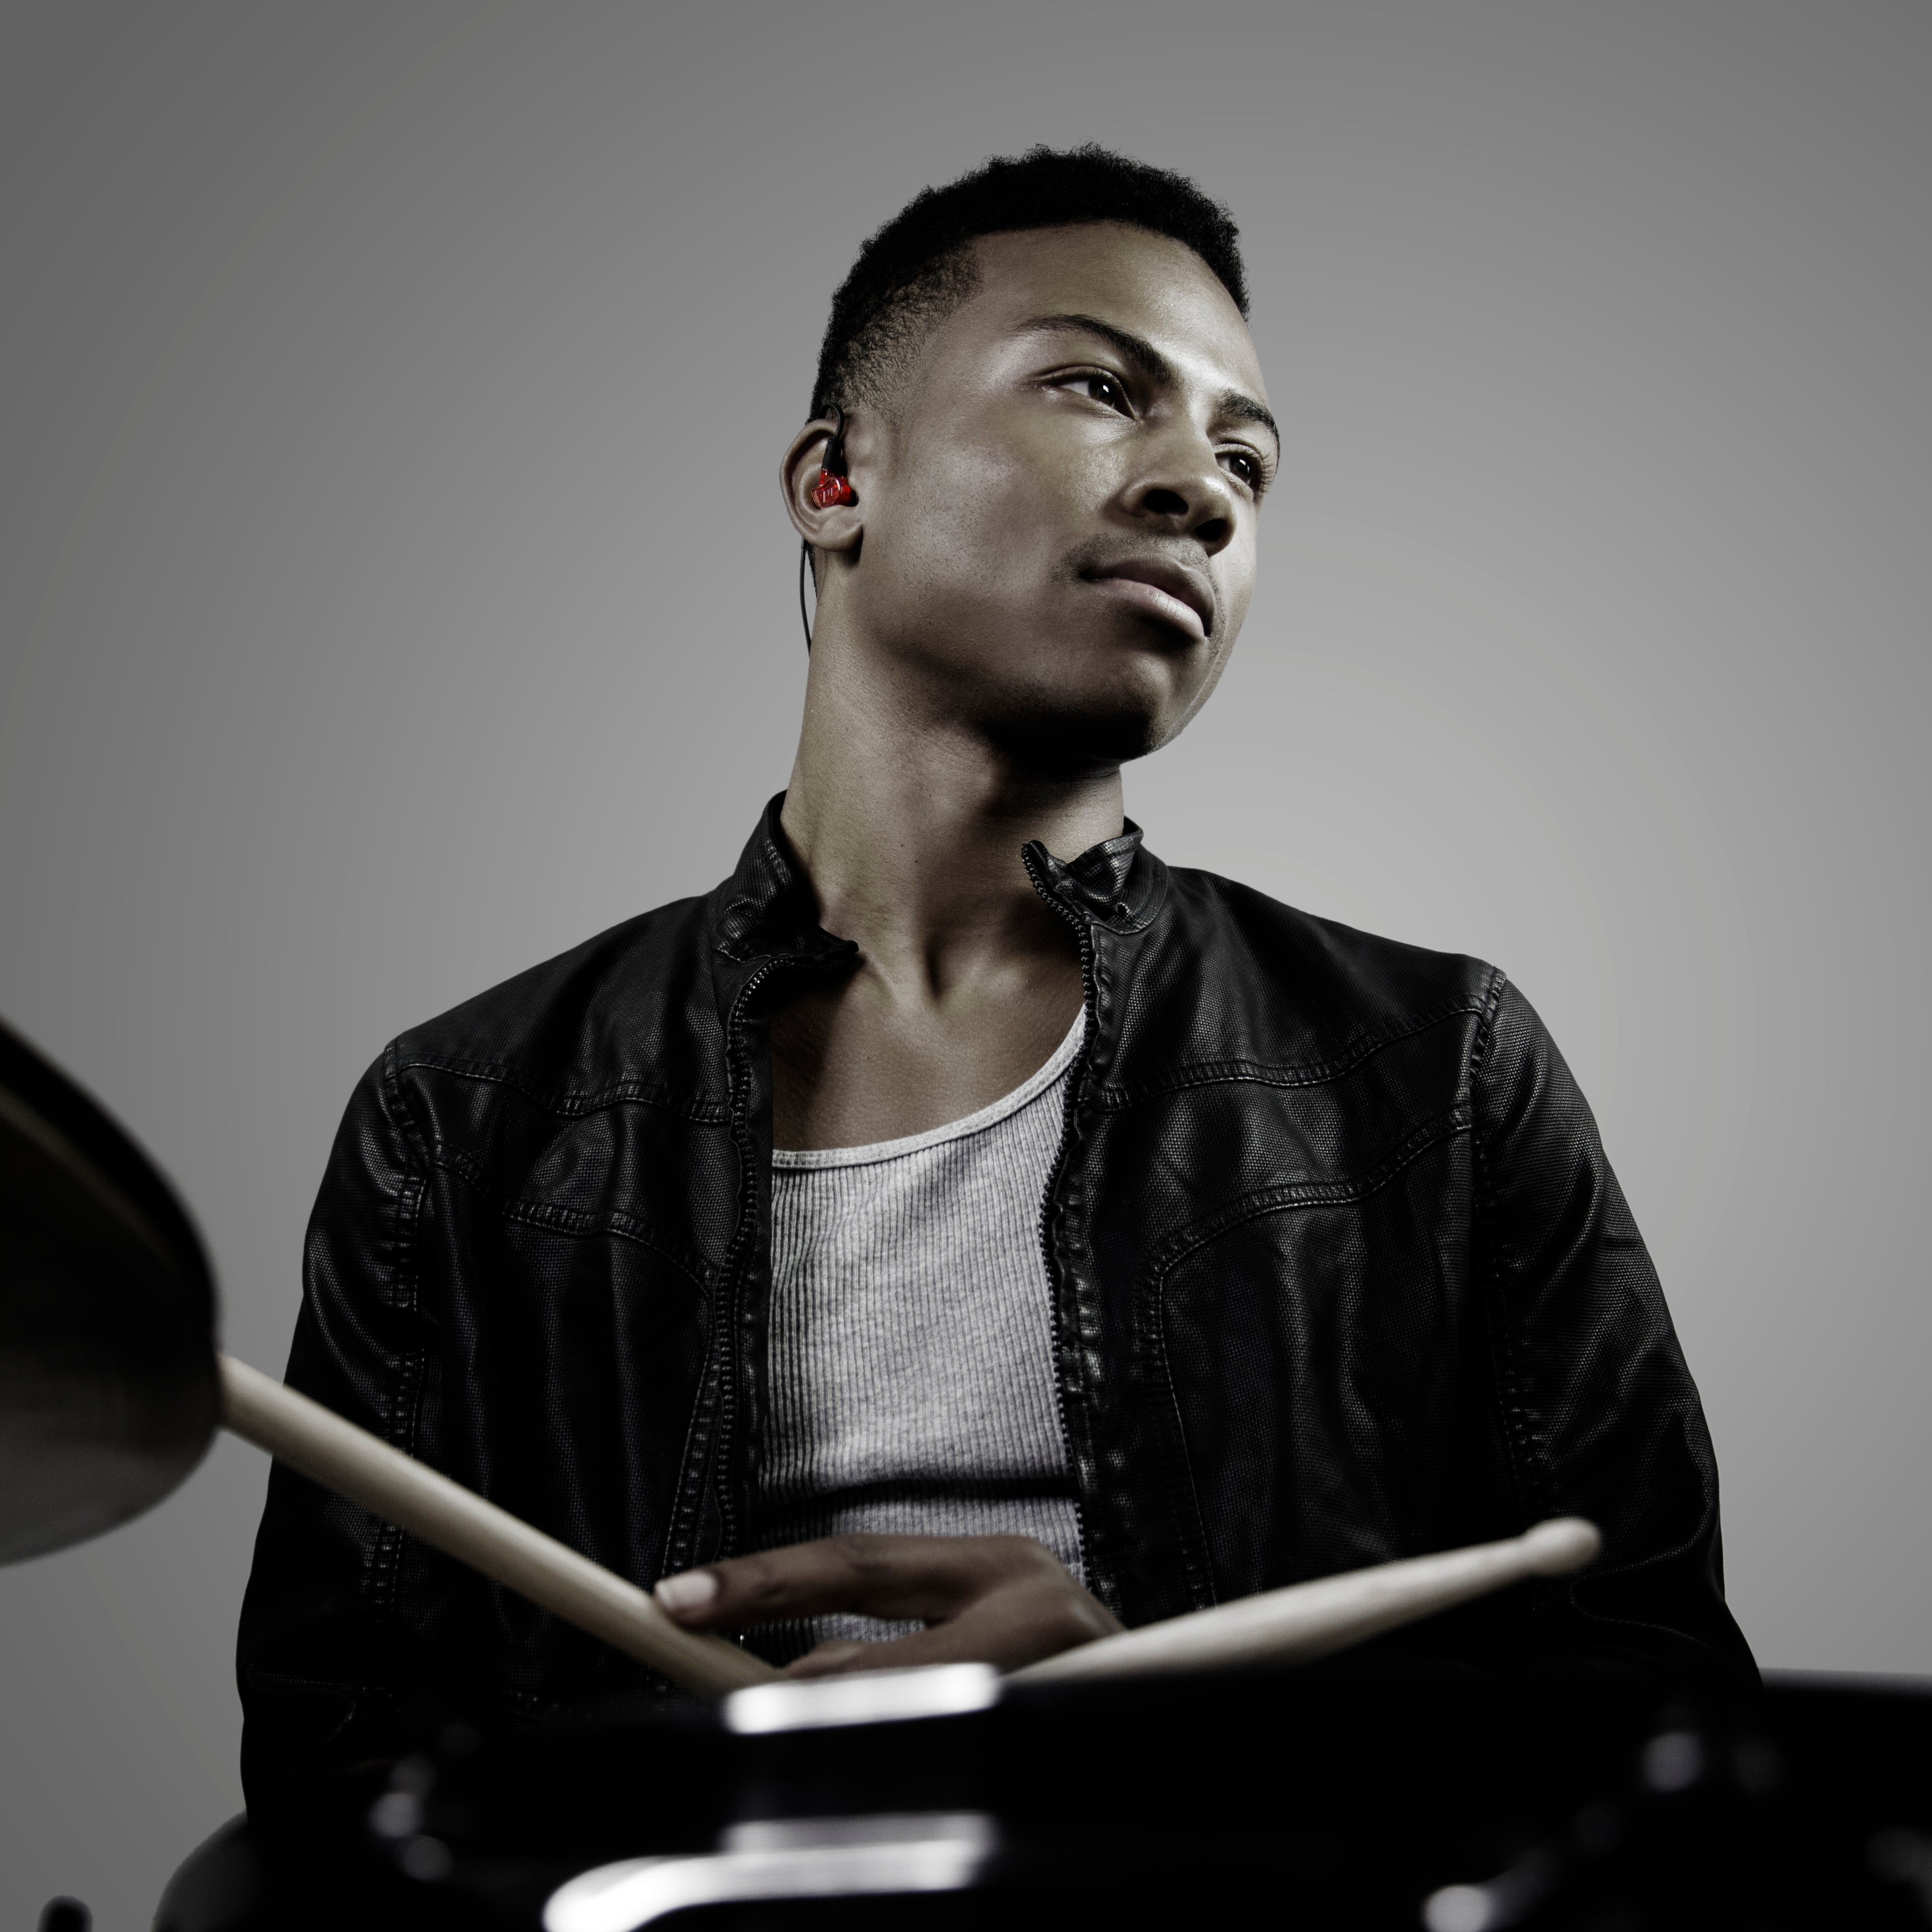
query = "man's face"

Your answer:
(834, 222), (1275, 767)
